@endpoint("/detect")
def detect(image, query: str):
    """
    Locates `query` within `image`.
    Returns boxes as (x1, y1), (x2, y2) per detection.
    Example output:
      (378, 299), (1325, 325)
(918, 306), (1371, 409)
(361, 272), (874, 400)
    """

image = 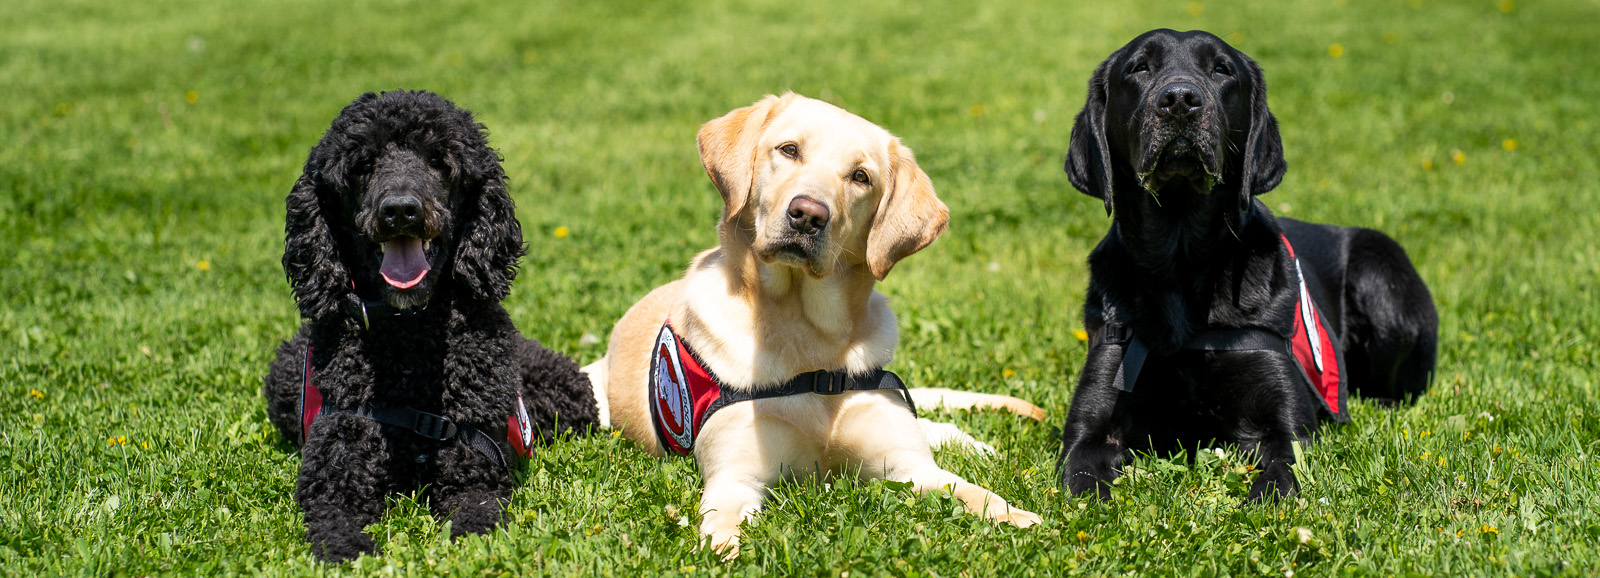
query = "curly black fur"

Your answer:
(261, 90), (598, 563)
